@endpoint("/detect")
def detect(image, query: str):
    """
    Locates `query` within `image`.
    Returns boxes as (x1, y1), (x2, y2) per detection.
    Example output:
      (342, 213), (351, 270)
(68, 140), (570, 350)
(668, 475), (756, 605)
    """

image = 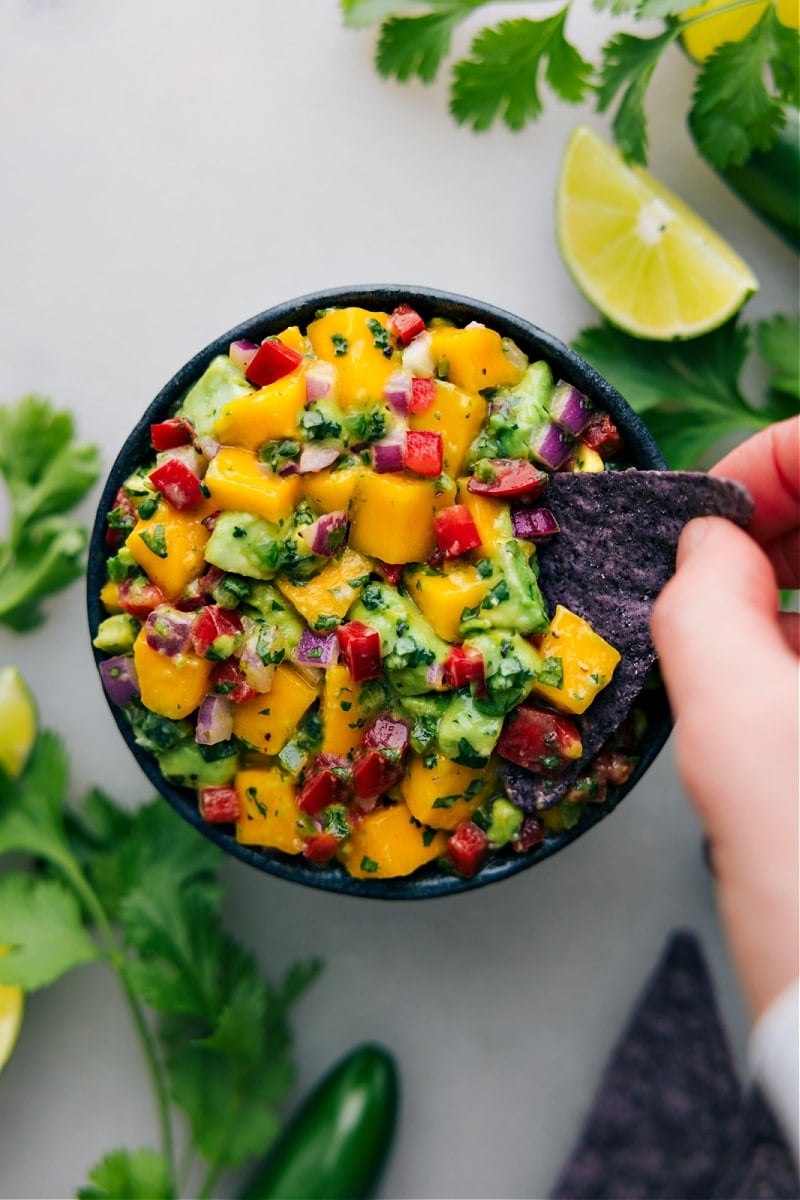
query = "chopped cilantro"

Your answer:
(139, 524), (168, 559)
(331, 333), (349, 357)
